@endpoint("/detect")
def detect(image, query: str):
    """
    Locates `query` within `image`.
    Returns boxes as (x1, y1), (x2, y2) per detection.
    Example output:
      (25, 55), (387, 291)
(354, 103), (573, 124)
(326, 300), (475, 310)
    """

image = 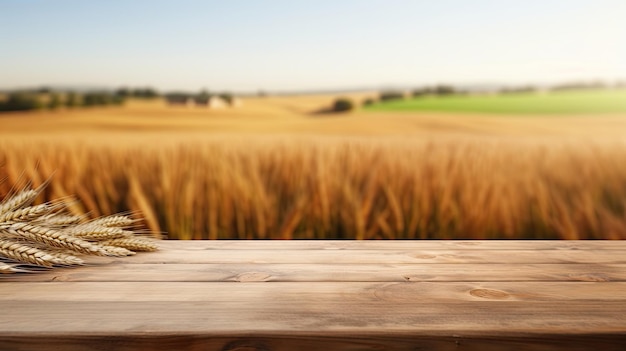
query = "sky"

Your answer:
(1, 0), (625, 92)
